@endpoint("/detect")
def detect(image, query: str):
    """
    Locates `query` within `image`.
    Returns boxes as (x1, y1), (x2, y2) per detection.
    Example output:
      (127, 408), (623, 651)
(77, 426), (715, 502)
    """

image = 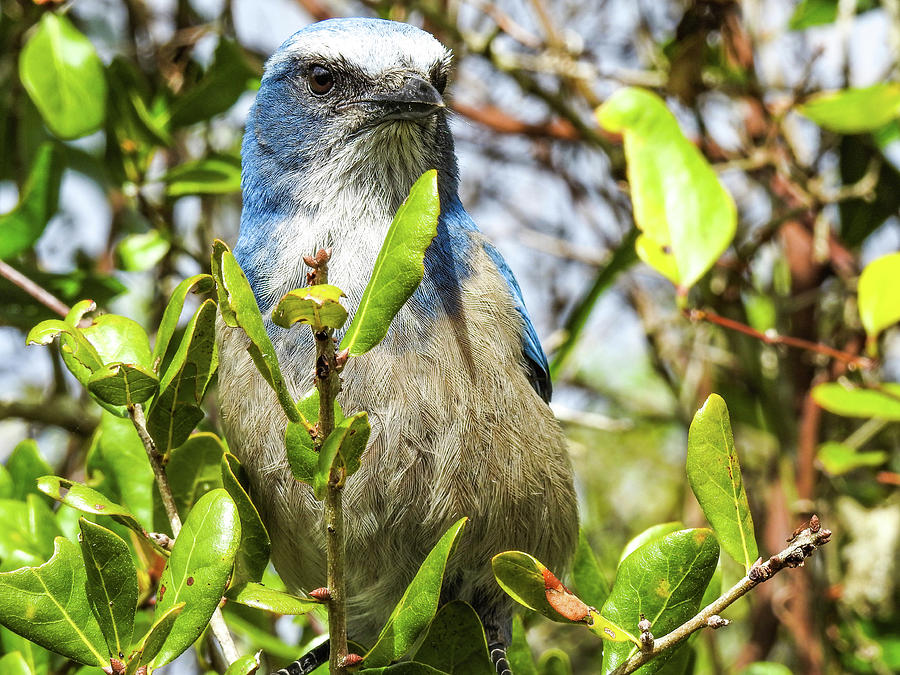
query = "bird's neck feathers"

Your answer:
(236, 107), (463, 308)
